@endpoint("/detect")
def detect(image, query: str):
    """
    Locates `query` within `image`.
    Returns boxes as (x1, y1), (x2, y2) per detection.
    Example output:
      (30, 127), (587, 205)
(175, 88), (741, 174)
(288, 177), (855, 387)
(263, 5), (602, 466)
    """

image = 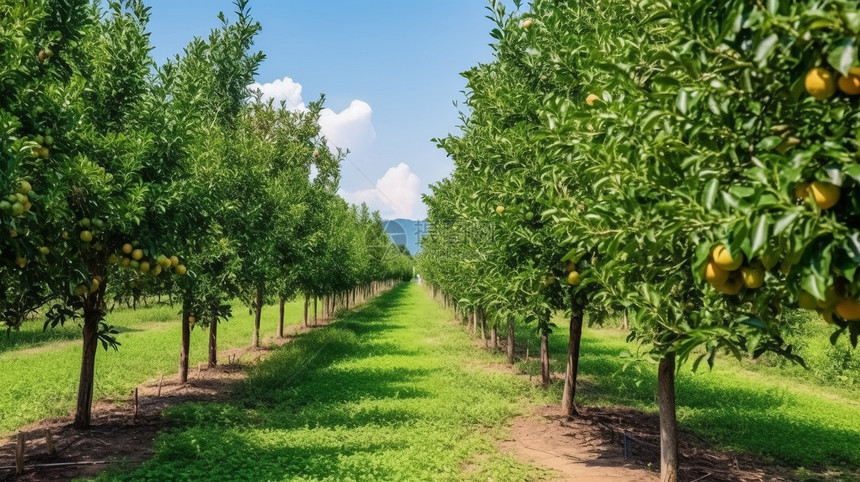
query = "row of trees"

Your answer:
(417, 1), (860, 481)
(1, 0), (411, 430)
